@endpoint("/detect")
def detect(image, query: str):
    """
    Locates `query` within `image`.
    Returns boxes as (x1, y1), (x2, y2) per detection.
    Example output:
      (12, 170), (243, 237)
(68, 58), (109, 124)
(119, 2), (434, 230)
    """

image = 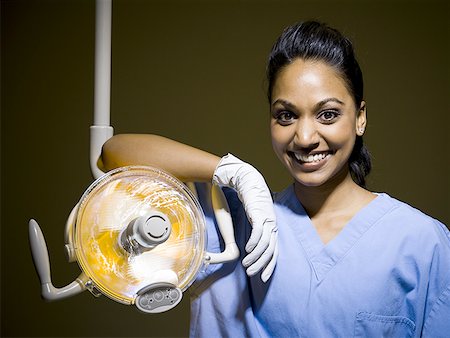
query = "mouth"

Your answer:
(289, 151), (333, 165)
